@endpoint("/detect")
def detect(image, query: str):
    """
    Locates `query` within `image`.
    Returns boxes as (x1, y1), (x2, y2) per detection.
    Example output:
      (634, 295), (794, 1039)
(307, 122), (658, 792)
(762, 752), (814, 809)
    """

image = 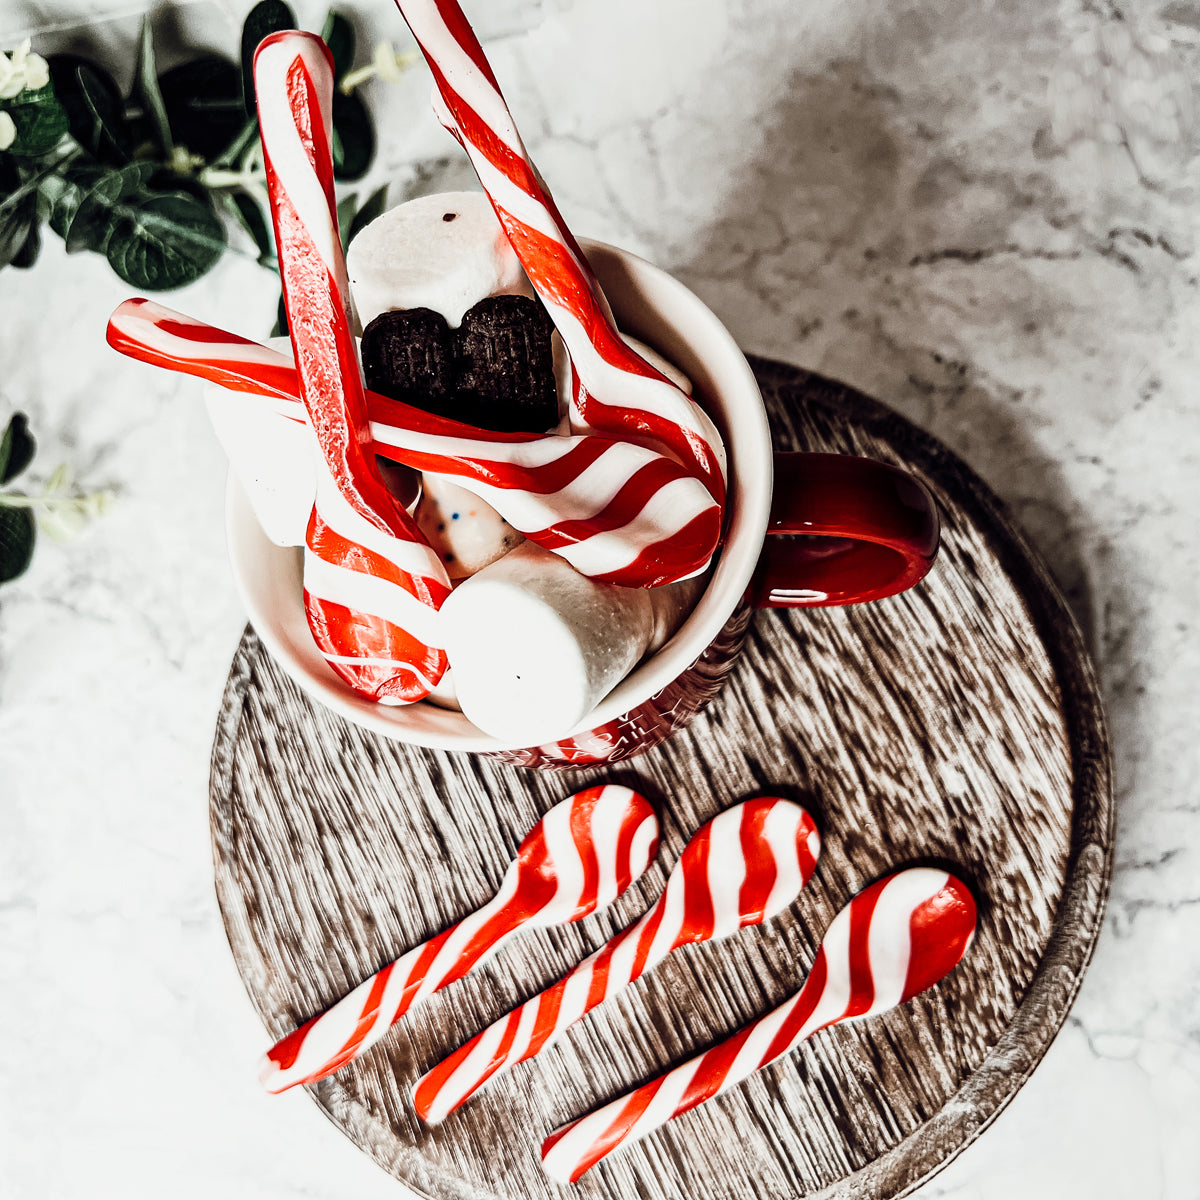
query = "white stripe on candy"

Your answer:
(312, 473), (447, 581)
